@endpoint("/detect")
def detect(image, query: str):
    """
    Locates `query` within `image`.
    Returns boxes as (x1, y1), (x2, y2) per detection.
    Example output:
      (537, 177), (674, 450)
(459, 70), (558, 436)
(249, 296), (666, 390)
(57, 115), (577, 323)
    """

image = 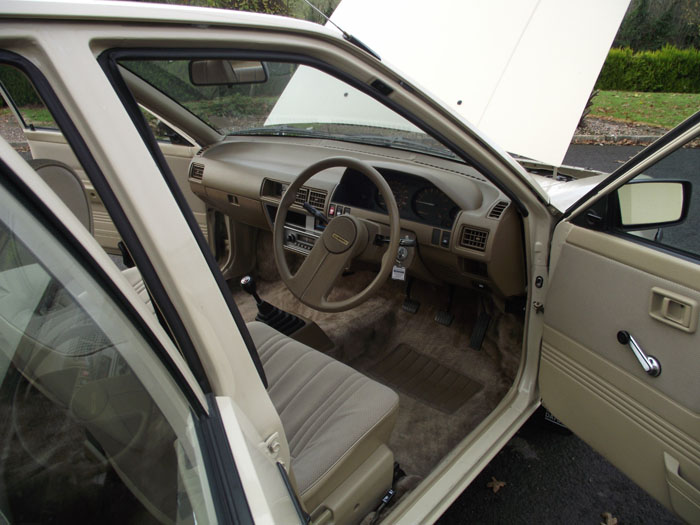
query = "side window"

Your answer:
(0, 181), (216, 523)
(615, 137), (699, 260)
(140, 106), (193, 146)
(0, 64), (58, 130)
